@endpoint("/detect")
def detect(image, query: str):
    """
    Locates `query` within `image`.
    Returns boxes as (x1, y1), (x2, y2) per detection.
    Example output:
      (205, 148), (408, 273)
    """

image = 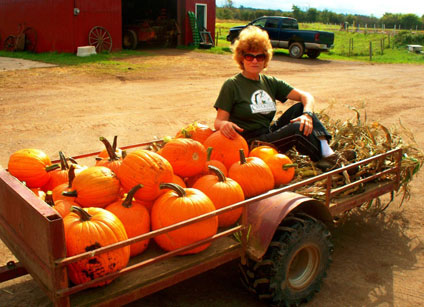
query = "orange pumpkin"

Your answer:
(106, 184), (150, 257)
(264, 153), (297, 186)
(63, 166), (120, 208)
(117, 149), (173, 201)
(43, 151), (71, 191)
(193, 165), (244, 227)
(158, 138), (207, 177)
(8, 148), (59, 188)
(151, 183), (218, 255)
(63, 206), (130, 287)
(203, 131), (249, 170)
(44, 190), (78, 218)
(95, 137), (124, 174)
(52, 165), (76, 202)
(249, 145), (278, 161)
(228, 149), (274, 198)
(175, 122), (213, 144)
